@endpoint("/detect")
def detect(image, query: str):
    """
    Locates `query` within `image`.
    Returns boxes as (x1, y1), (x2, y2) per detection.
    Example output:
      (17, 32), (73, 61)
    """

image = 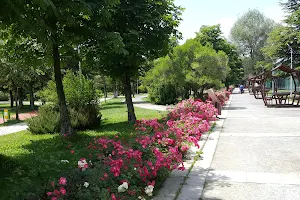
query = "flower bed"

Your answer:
(44, 99), (217, 200)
